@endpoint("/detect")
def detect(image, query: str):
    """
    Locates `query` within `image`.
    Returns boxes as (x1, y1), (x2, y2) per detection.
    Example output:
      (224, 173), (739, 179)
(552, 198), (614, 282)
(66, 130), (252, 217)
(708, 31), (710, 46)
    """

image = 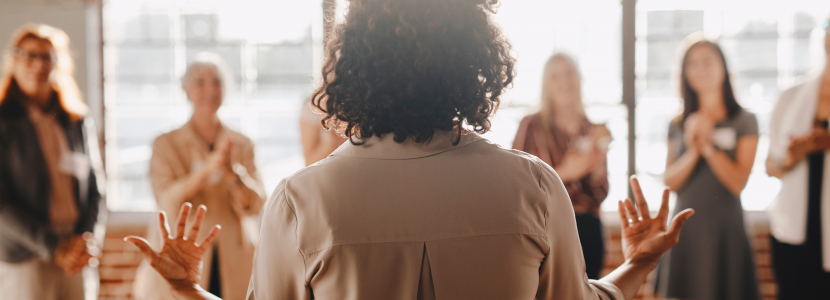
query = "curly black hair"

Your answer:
(312, 0), (515, 144)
